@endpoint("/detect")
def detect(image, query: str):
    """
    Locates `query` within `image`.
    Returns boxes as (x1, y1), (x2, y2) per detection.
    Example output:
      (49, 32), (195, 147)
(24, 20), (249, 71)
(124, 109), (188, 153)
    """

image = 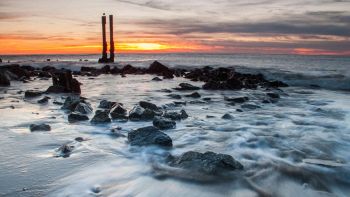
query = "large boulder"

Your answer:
(46, 70), (81, 94)
(167, 151), (243, 175)
(128, 126), (173, 147)
(153, 116), (176, 130)
(91, 110), (111, 124)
